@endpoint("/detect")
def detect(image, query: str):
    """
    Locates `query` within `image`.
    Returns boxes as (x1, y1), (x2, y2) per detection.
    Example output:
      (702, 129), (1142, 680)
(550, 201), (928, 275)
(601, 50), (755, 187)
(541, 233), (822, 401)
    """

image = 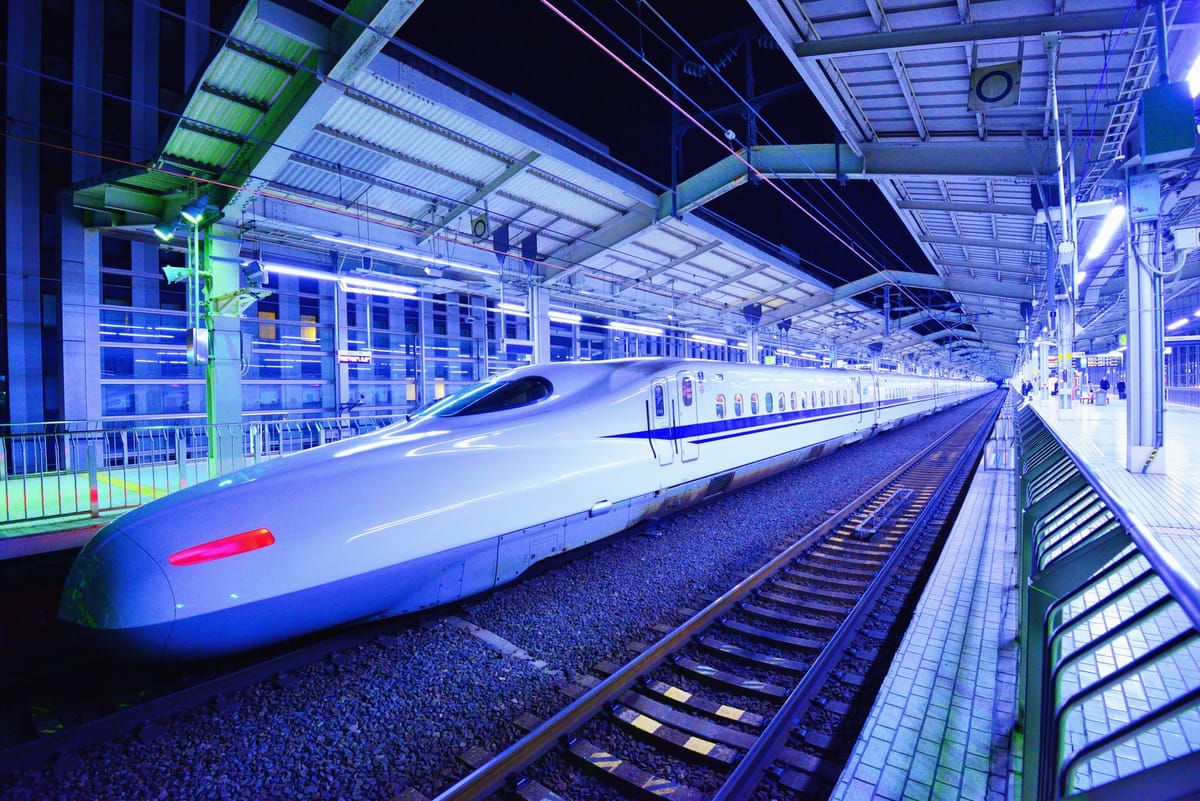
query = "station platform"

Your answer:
(831, 396), (1200, 801)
